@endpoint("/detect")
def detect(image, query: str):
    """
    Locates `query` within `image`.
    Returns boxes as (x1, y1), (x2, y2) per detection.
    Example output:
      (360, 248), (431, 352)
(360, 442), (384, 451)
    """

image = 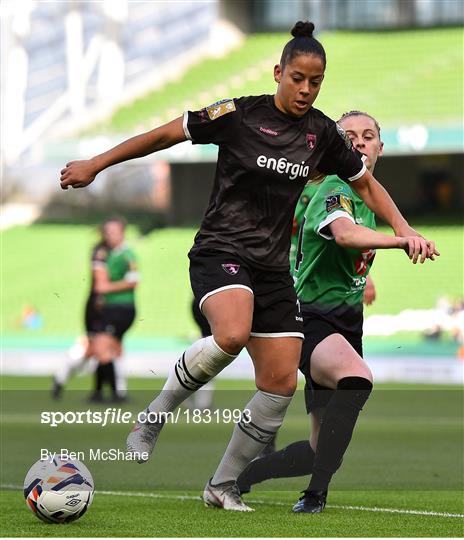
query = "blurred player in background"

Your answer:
(52, 217), (138, 402)
(237, 111), (420, 513)
(60, 22), (437, 512)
